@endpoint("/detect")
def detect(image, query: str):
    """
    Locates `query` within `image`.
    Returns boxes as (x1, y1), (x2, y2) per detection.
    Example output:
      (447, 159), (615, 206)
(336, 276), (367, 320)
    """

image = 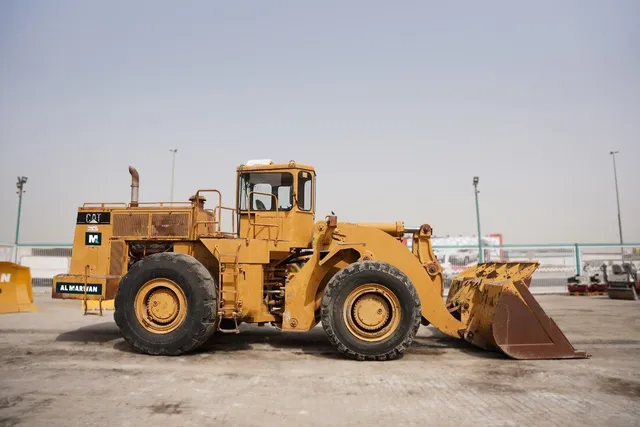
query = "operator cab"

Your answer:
(236, 159), (316, 248)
